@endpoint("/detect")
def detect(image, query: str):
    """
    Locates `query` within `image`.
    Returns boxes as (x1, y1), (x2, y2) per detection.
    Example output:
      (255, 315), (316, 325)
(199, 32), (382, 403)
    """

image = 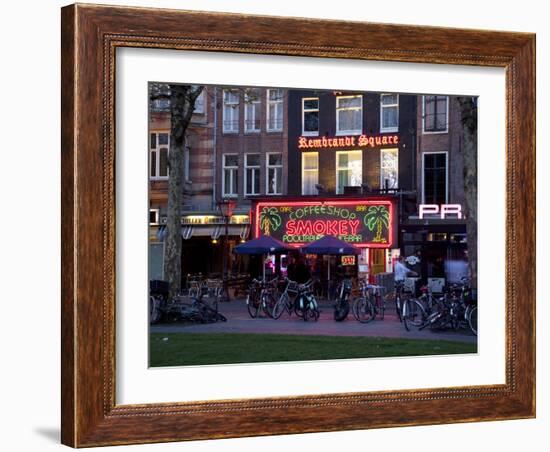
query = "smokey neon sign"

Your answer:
(255, 200), (395, 248)
(298, 133), (399, 150)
